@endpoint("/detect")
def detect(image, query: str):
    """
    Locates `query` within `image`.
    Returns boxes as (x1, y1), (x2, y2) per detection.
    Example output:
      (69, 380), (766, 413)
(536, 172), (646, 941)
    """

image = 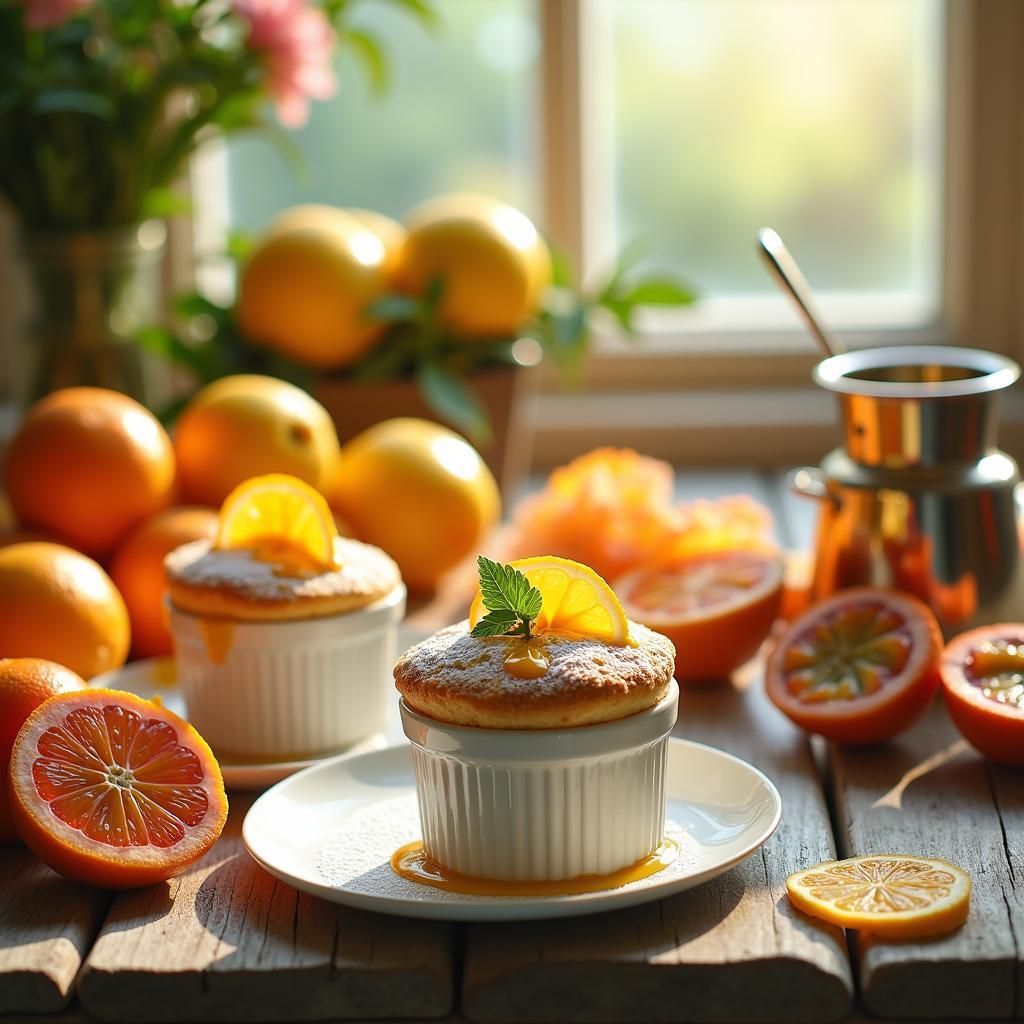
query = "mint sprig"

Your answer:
(470, 556), (543, 640)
